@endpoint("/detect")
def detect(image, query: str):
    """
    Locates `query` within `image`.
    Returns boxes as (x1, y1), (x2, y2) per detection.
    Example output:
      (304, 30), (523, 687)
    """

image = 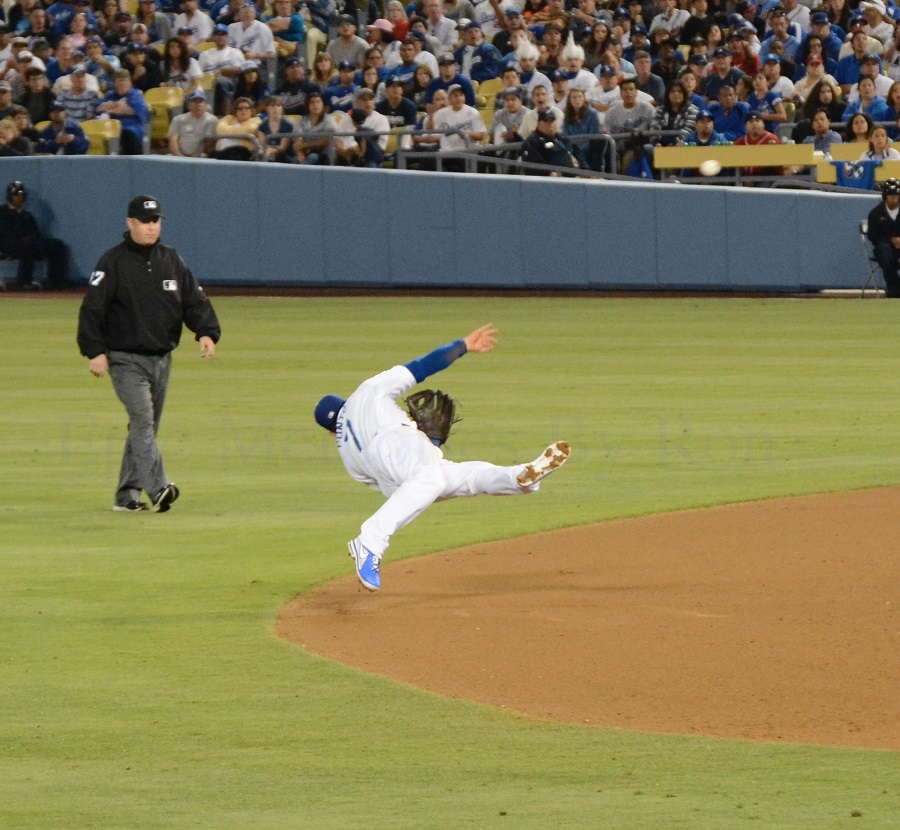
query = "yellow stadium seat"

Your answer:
(144, 86), (184, 144)
(477, 76), (504, 112)
(33, 120), (50, 132)
(81, 118), (122, 154)
(195, 41), (216, 52)
(201, 72), (215, 93)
